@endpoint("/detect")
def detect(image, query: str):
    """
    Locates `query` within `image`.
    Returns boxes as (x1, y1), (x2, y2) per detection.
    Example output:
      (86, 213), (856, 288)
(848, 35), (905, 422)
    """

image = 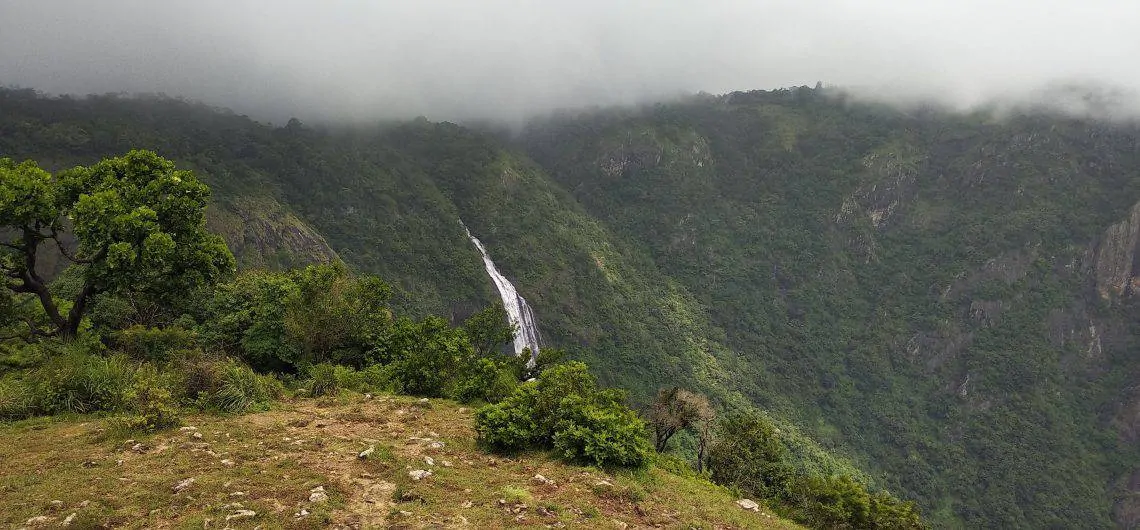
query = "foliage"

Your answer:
(0, 150), (234, 338)
(708, 412), (793, 500)
(380, 315), (472, 397)
(116, 370), (181, 431)
(476, 362), (652, 468)
(111, 325), (197, 362)
(307, 362), (339, 397)
(453, 356), (518, 404)
(203, 264), (392, 372)
(552, 393), (654, 468)
(462, 301), (515, 357)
